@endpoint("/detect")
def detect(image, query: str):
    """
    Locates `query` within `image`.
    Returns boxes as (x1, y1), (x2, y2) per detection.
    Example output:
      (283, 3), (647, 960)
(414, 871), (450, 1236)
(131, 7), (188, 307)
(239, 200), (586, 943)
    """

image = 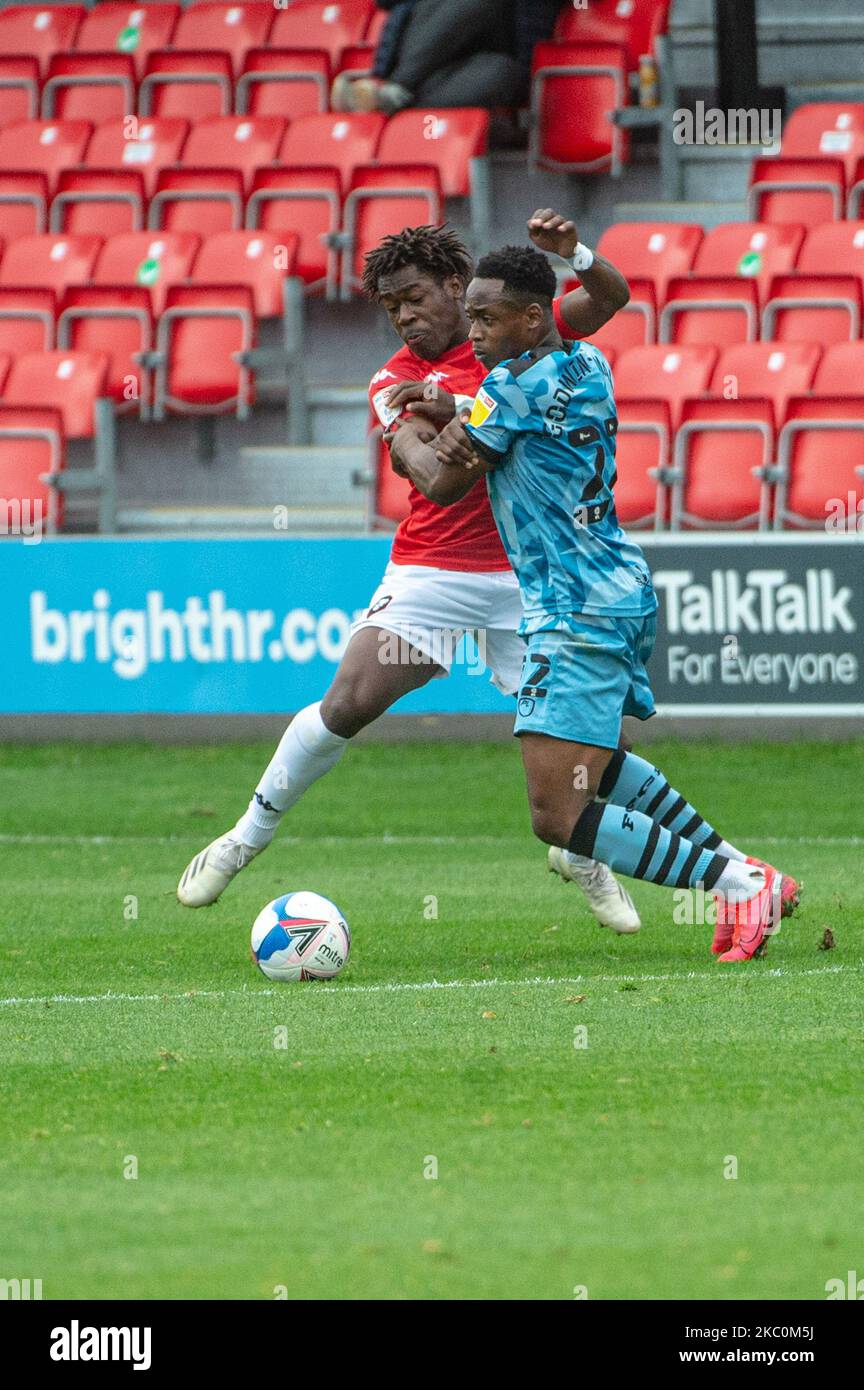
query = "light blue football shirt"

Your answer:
(464, 339), (657, 634)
